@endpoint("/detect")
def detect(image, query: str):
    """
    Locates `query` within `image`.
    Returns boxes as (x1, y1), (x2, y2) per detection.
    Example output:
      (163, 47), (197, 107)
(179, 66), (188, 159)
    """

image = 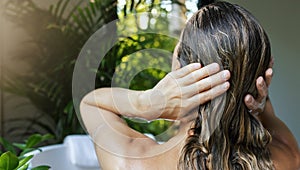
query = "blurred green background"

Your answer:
(0, 0), (197, 144)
